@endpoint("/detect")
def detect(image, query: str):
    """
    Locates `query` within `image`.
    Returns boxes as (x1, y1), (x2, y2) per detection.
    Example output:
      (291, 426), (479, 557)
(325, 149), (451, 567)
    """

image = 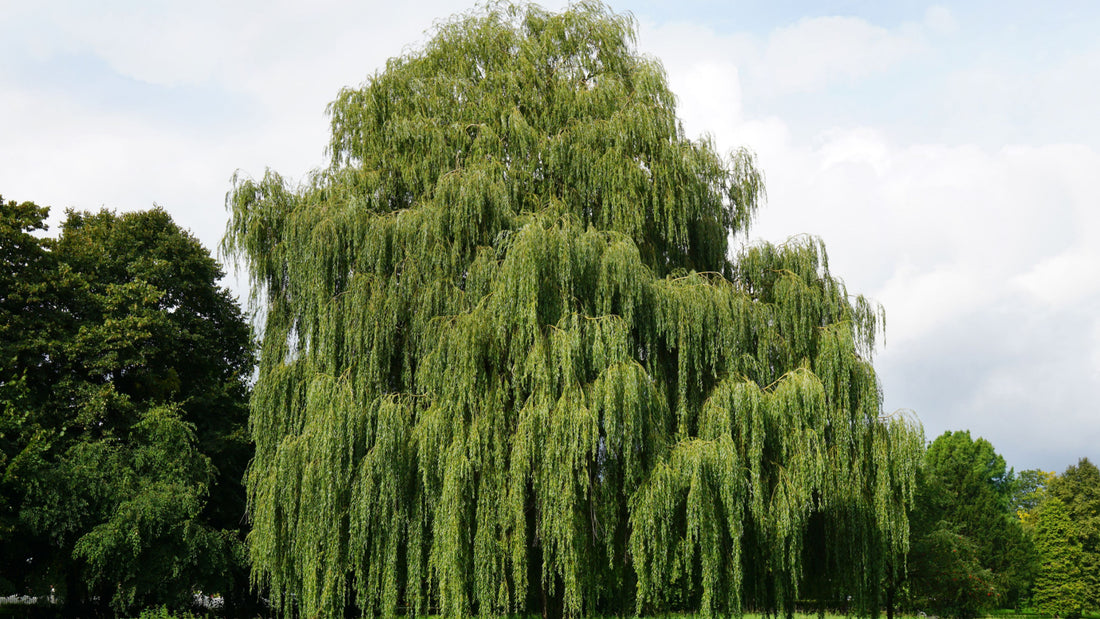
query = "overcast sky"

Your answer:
(3, 1), (1098, 474)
